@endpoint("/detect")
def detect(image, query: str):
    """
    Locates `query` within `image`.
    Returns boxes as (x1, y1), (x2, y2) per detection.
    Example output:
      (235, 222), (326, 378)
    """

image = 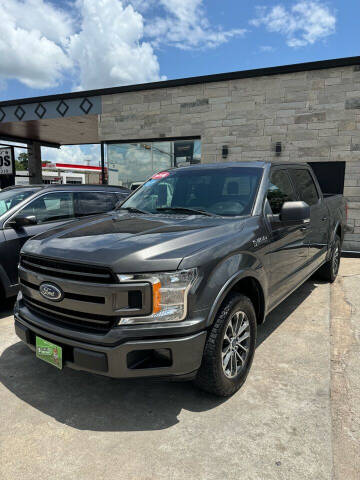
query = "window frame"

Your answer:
(9, 190), (76, 226)
(0, 188), (40, 219)
(308, 161), (344, 195)
(3, 189), (129, 229)
(105, 137), (202, 189)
